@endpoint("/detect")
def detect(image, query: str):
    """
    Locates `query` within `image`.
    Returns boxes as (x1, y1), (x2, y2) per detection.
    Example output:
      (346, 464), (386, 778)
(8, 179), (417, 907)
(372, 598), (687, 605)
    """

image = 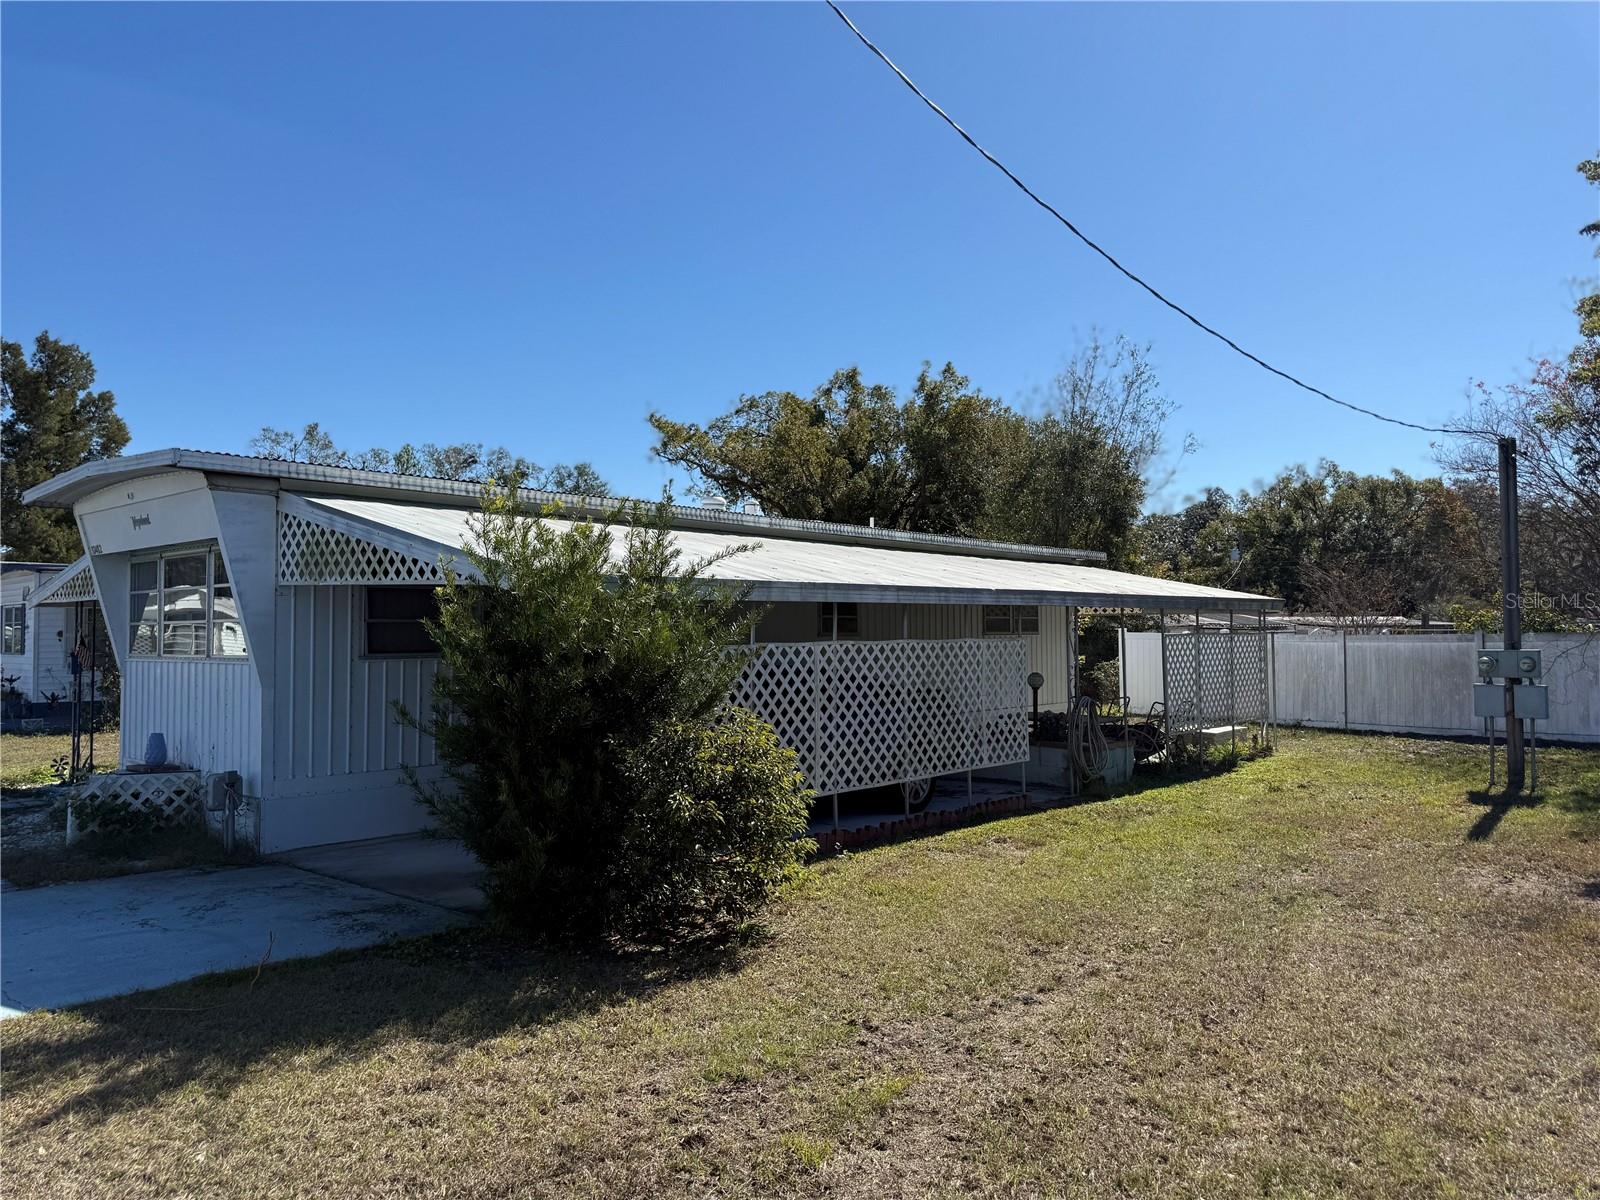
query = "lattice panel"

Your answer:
(1163, 629), (1269, 733)
(70, 771), (202, 839)
(49, 569), (97, 603)
(1232, 633), (1268, 724)
(278, 510), (448, 585)
(29, 560), (97, 607)
(730, 638), (1029, 795)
